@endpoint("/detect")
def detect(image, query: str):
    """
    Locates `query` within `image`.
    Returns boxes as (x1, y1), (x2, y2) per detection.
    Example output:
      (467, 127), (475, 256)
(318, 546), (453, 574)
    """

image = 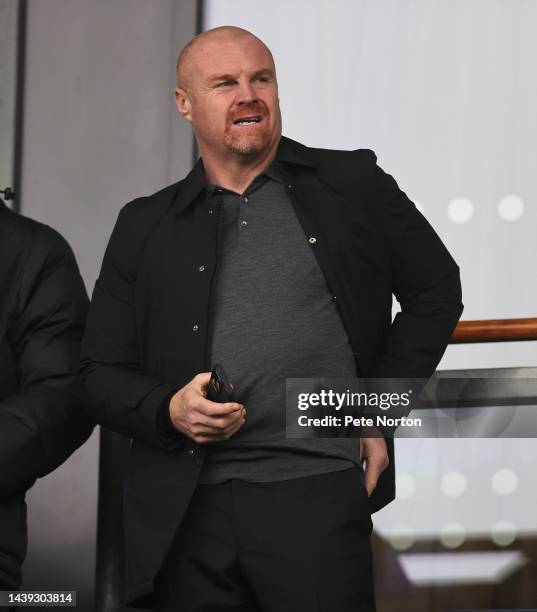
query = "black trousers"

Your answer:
(153, 467), (375, 612)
